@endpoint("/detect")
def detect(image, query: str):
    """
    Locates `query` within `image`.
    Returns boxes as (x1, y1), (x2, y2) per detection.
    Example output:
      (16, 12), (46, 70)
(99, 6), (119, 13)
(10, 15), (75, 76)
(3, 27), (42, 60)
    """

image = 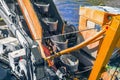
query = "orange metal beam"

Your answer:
(17, 0), (46, 58)
(88, 16), (120, 80)
(117, 38), (120, 48)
